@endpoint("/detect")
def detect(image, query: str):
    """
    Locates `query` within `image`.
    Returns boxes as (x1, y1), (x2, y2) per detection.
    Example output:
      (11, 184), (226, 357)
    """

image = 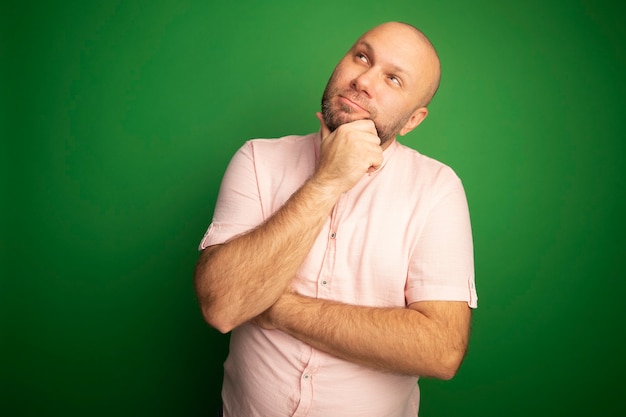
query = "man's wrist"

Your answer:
(306, 174), (345, 202)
